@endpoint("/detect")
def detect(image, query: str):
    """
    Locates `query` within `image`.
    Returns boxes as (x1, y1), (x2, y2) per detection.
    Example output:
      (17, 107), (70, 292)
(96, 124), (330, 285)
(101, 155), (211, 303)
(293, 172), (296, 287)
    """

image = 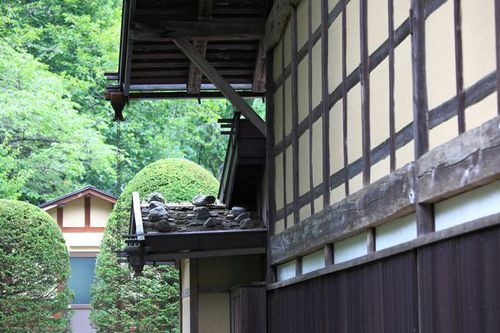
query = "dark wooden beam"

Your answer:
(281, 39), (288, 228)
(495, 0), (500, 115)
(84, 196), (91, 228)
(173, 38), (266, 136)
(57, 206), (63, 228)
(252, 41), (266, 93)
(123, 0), (137, 96)
(453, 0), (465, 134)
(308, 0), (315, 215)
(132, 19), (265, 41)
(342, 0), (350, 196)
(360, 0), (371, 186)
(291, 8), (299, 226)
(321, 0), (330, 206)
(128, 91), (263, 99)
(324, 243), (334, 266)
(388, 0), (396, 172)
